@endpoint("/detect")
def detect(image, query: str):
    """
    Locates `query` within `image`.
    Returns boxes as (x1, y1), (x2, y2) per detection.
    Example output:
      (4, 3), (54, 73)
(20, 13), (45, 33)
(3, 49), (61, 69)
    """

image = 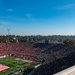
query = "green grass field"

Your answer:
(0, 57), (29, 75)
